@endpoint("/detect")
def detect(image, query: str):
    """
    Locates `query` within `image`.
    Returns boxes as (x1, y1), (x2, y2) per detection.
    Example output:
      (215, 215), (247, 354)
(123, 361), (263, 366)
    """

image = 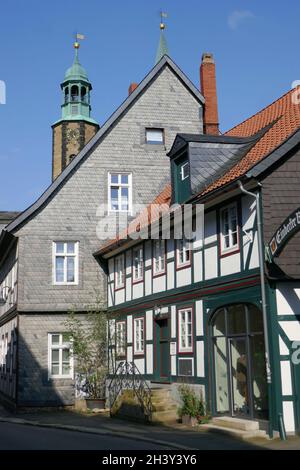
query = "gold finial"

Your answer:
(74, 33), (85, 49)
(160, 11), (167, 30)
